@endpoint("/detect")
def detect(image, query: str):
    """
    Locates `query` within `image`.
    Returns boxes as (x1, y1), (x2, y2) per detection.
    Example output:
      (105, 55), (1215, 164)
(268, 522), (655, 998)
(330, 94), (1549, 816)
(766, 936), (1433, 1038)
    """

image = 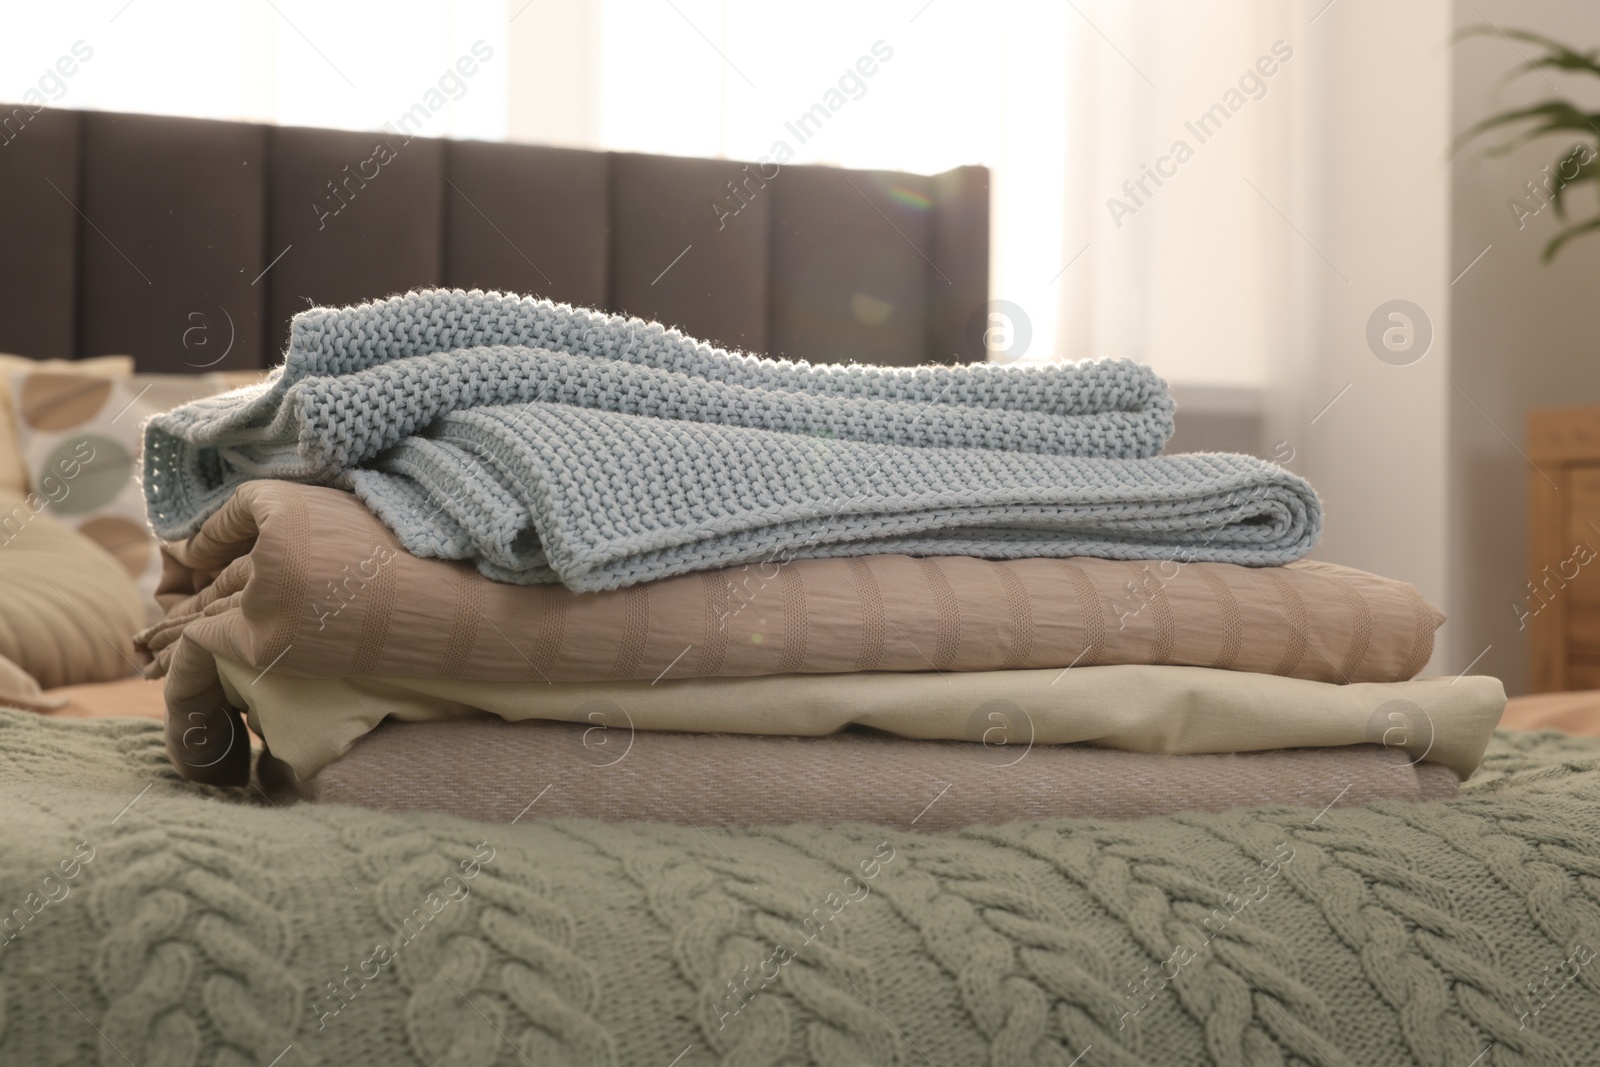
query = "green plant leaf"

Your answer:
(1456, 25), (1600, 79)
(1450, 101), (1600, 158)
(1456, 25), (1600, 260)
(1543, 215), (1600, 260)
(1550, 151), (1599, 219)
